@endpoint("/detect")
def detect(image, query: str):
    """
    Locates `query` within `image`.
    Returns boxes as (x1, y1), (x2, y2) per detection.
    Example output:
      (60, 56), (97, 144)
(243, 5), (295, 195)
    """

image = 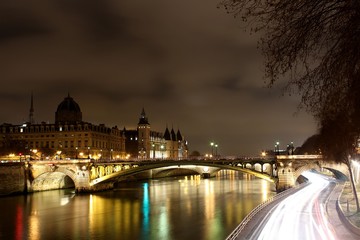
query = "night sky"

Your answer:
(0, 0), (316, 156)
